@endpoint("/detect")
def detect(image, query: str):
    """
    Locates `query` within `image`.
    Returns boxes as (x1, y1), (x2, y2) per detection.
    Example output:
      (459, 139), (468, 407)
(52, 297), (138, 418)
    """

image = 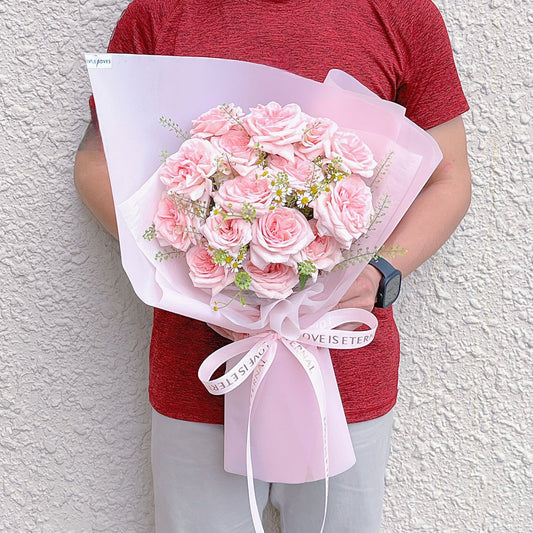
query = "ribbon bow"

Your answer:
(198, 308), (378, 533)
